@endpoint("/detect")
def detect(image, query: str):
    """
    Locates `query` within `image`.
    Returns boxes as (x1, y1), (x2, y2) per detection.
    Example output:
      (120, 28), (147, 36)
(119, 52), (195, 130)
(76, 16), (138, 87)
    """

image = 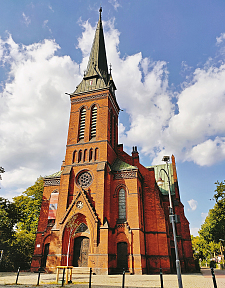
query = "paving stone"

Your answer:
(0, 268), (225, 288)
